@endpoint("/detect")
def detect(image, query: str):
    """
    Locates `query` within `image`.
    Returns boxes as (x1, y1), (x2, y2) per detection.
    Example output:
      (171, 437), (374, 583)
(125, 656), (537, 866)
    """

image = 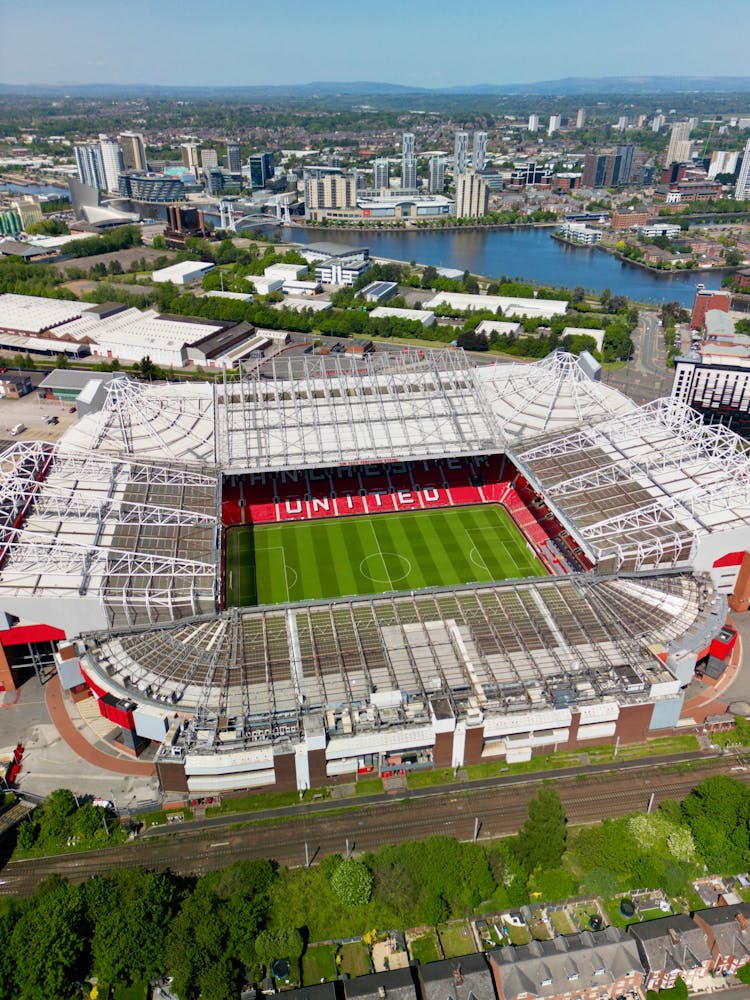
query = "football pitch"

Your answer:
(225, 504), (545, 607)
